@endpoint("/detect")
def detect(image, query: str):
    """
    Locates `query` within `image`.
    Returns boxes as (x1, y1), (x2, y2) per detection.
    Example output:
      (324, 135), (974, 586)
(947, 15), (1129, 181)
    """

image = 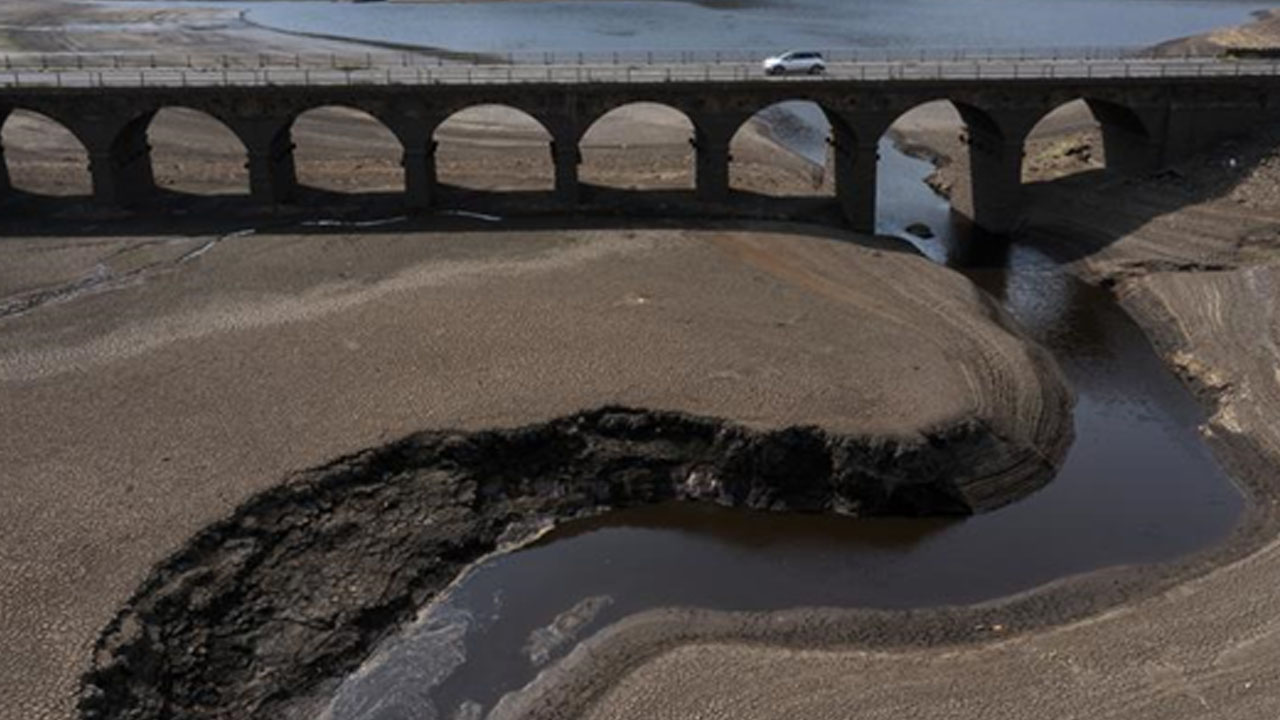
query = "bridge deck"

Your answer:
(4, 57), (1280, 88)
